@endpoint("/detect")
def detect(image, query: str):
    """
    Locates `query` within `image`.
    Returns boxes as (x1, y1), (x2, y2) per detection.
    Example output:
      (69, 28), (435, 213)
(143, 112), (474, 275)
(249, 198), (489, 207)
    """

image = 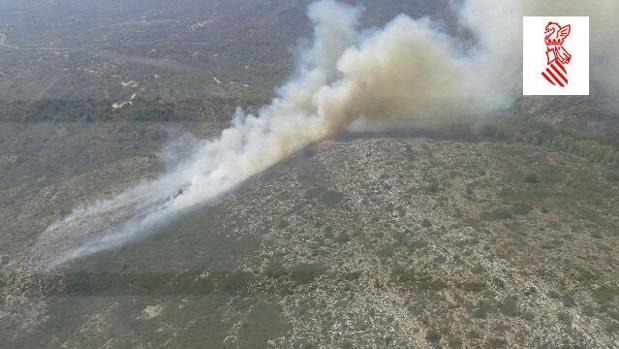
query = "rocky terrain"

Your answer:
(1, 0), (618, 348)
(2, 129), (618, 348)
